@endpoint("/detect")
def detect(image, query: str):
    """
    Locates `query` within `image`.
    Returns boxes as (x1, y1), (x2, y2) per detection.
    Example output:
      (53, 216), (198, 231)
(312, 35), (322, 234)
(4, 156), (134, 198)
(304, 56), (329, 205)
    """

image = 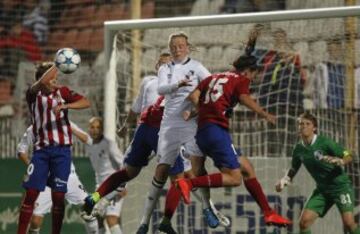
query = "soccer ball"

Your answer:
(54, 48), (81, 74)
